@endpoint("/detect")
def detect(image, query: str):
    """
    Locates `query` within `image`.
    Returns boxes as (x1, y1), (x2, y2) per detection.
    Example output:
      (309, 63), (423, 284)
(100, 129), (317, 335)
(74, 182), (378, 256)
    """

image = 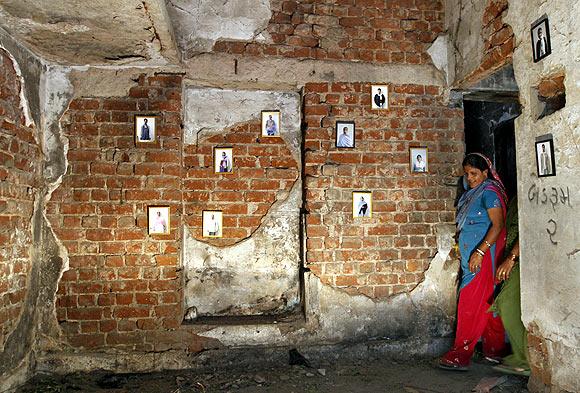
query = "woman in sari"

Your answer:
(439, 153), (508, 371)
